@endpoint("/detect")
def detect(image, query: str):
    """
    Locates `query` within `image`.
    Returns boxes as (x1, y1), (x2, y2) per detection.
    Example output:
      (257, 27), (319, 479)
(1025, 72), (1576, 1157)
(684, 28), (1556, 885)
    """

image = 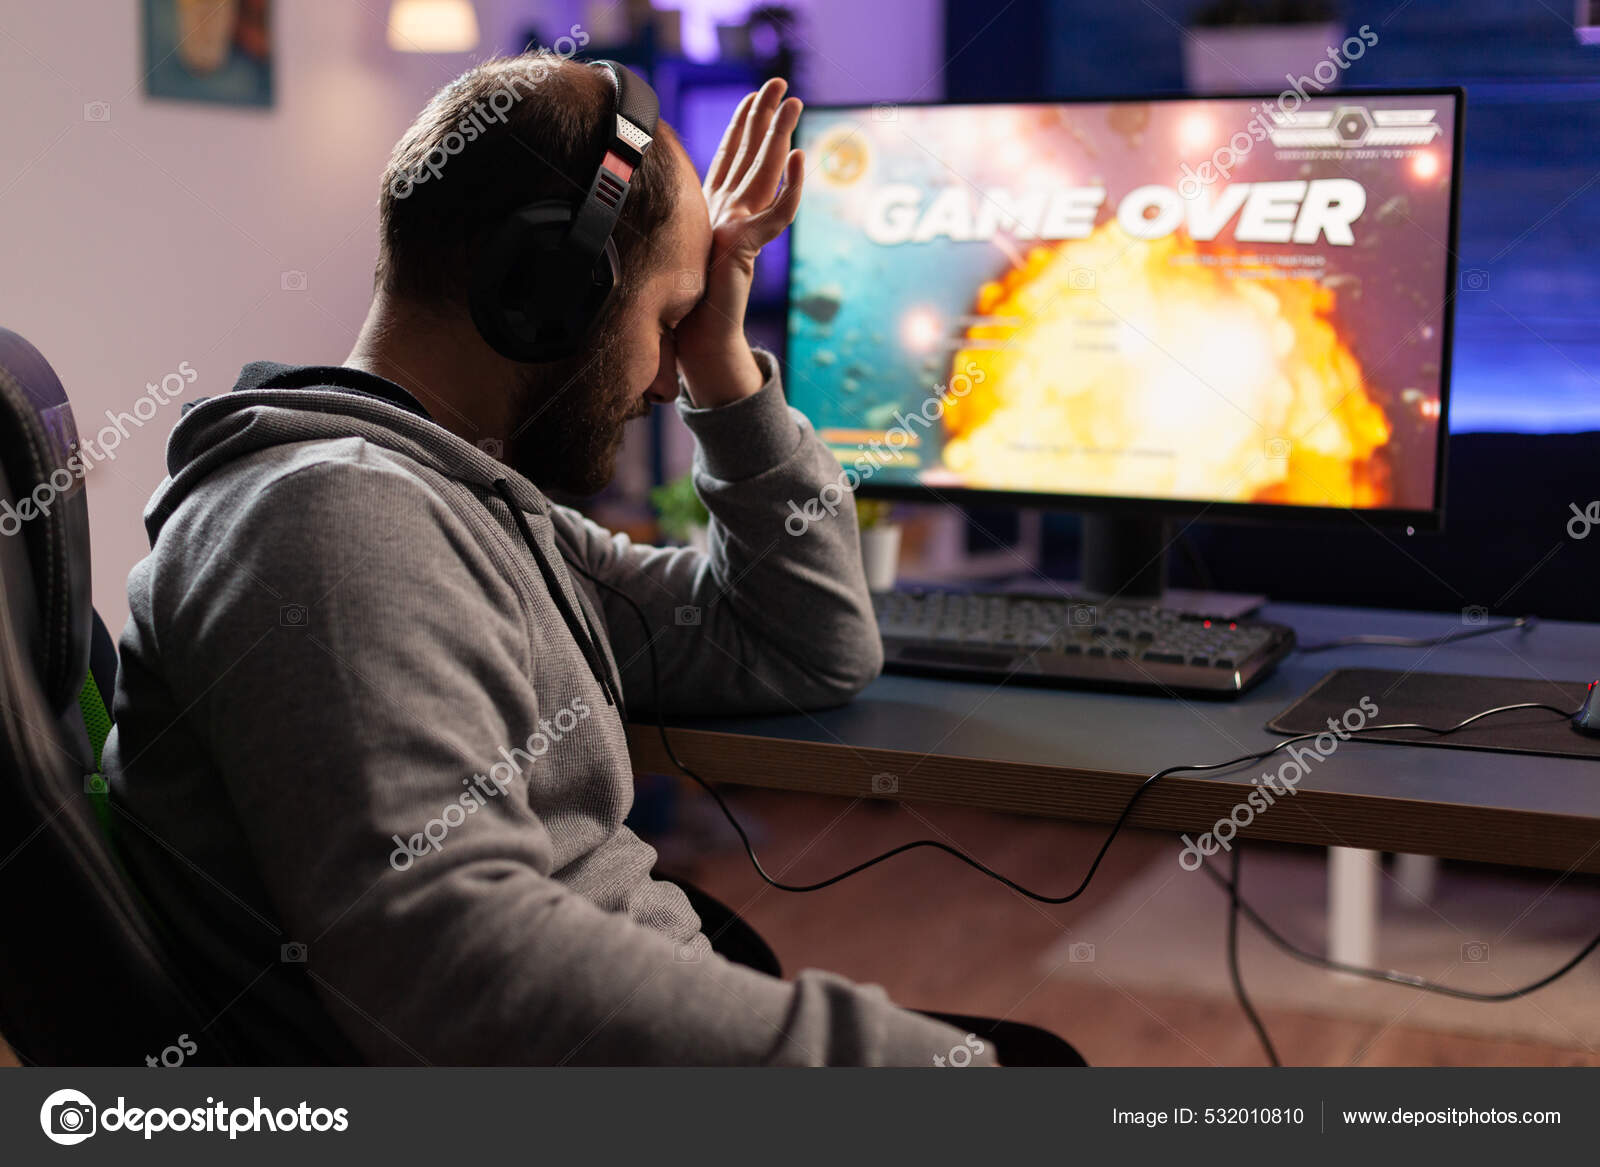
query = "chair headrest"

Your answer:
(0, 329), (92, 717)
